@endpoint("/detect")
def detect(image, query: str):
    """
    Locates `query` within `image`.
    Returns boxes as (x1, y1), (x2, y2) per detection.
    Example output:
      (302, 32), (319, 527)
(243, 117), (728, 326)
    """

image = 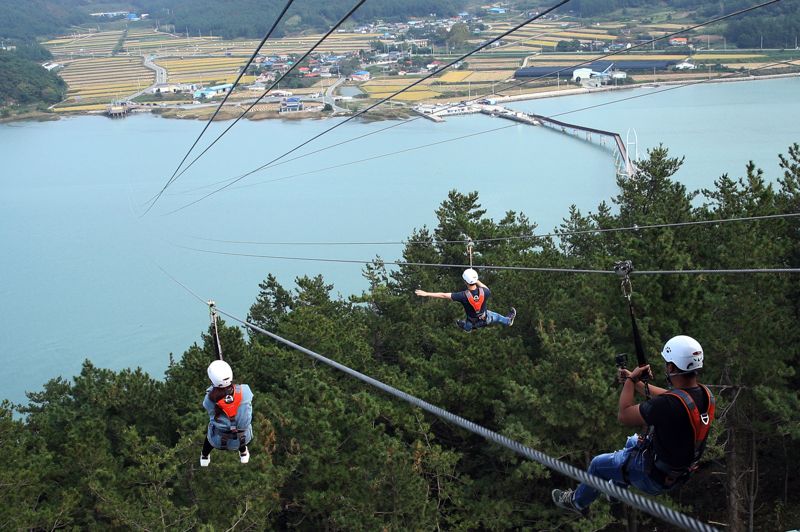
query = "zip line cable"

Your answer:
(183, 211), (800, 247)
(489, 0), (782, 97)
(545, 60), (800, 120)
(145, 0), (297, 213)
(222, 61), (799, 192)
(163, 0), (574, 215)
(209, 301), (224, 360)
(144, 0), (368, 213)
(172, 243), (800, 275)
(212, 306), (718, 532)
(171, 58), (799, 200)
(152, 259), (720, 530)
(153, 263), (207, 305)
(167, 0), (784, 199)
